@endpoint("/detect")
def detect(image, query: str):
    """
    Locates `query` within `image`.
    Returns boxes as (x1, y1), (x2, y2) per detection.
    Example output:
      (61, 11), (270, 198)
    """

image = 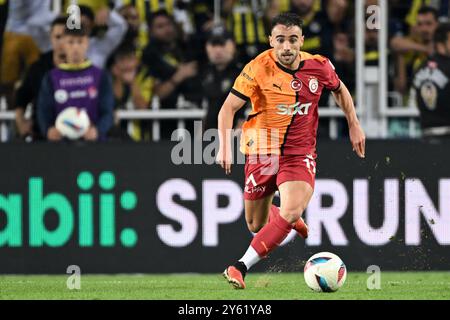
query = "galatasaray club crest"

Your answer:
(309, 78), (319, 94)
(290, 78), (302, 92)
